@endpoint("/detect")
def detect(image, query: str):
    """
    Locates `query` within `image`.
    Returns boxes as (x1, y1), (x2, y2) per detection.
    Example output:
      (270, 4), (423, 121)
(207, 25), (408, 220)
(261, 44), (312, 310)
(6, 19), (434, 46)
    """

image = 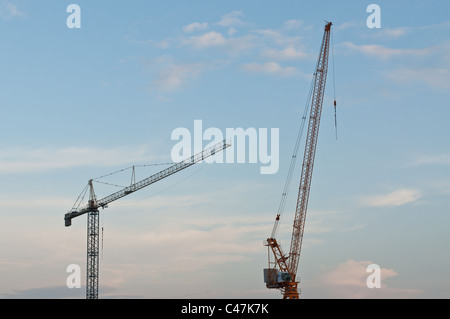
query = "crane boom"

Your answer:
(264, 21), (332, 299)
(288, 22), (332, 278)
(65, 139), (231, 226)
(65, 139), (230, 299)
